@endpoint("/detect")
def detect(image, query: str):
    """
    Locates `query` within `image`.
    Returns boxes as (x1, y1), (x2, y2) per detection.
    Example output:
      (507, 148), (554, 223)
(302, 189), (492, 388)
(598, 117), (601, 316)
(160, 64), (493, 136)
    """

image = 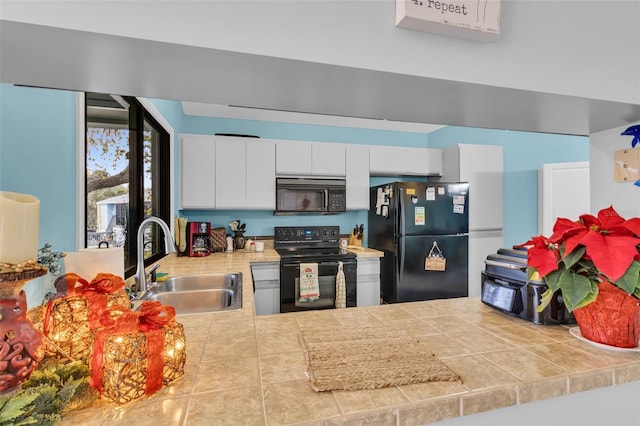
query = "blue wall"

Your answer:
(1, 84), (589, 302)
(0, 84), (78, 305)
